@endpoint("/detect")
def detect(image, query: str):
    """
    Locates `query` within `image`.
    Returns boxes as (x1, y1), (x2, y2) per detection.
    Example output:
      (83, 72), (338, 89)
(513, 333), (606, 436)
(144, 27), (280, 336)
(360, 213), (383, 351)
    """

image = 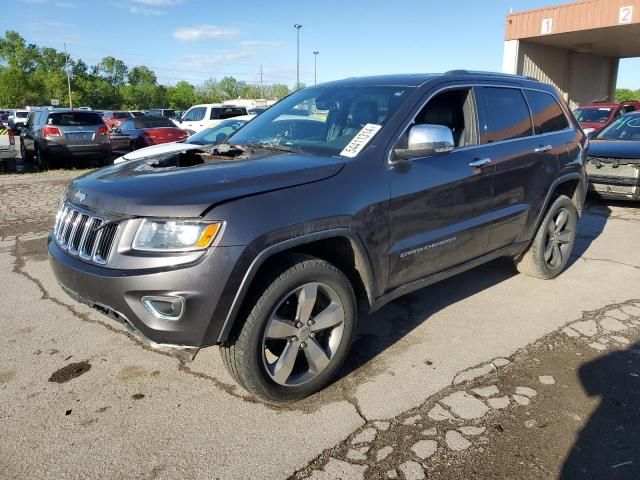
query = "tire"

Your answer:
(20, 142), (33, 163)
(515, 195), (577, 279)
(220, 254), (356, 402)
(5, 157), (17, 172)
(35, 146), (50, 171)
